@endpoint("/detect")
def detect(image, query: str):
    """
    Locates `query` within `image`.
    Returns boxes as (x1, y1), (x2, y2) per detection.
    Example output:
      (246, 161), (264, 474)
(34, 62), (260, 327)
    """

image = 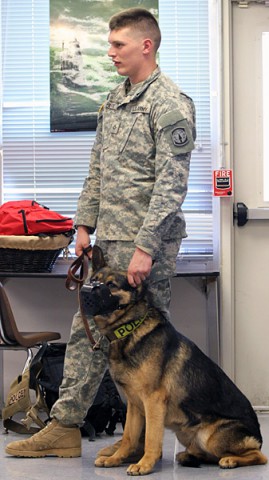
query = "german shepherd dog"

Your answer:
(81, 246), (267, 476)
